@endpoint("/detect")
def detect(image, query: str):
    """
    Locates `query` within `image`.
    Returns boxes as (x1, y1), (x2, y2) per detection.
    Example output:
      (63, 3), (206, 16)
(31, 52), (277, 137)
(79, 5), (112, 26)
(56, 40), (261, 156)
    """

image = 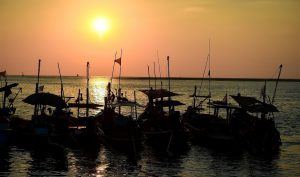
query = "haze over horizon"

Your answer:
(1, 0), (299, 79)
